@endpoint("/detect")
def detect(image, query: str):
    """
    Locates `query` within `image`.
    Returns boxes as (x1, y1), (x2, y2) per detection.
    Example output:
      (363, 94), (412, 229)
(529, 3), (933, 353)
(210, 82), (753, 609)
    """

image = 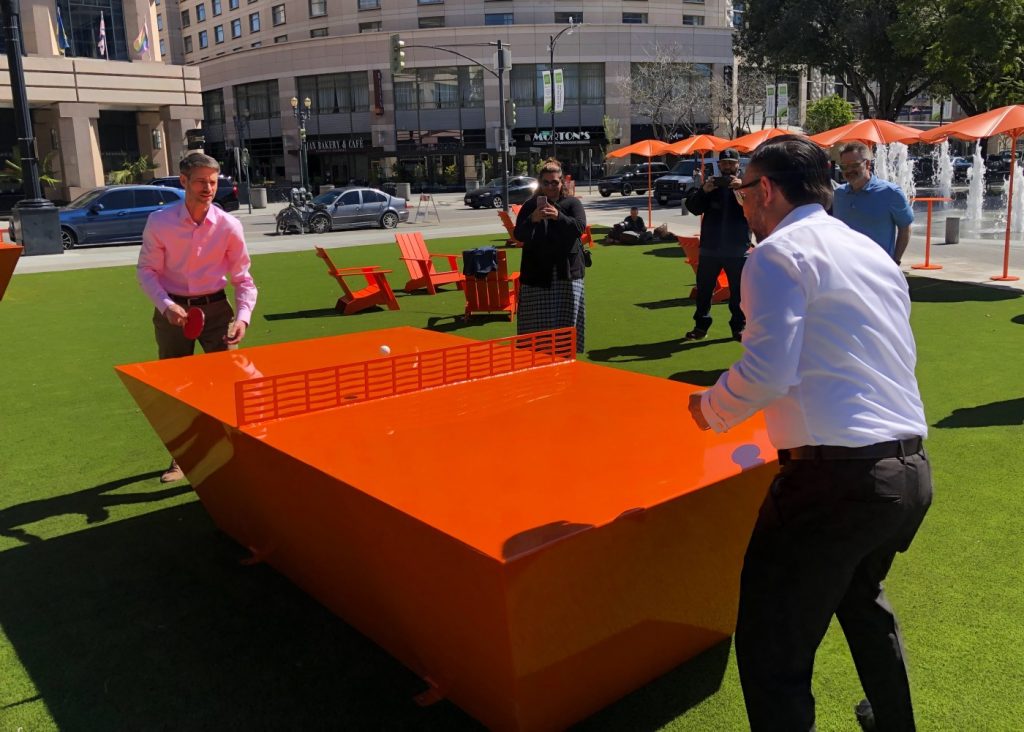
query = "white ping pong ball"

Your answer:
(379, 345), (391, 356)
